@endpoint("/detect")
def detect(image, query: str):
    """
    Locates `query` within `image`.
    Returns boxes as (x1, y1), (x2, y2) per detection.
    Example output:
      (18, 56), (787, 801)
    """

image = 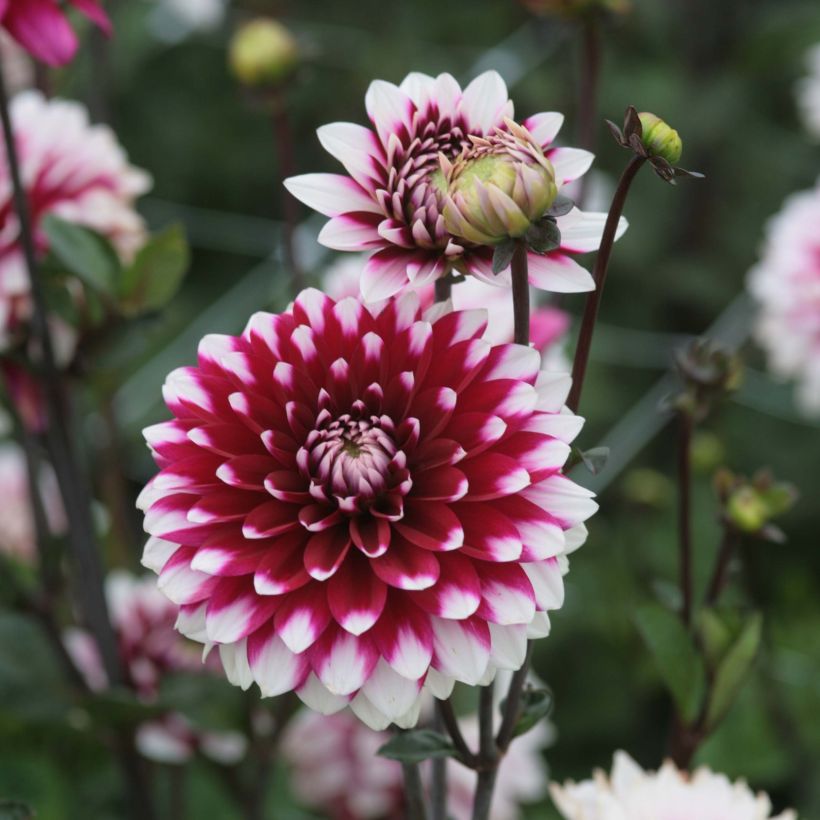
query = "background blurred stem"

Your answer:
(402, 757), (430, 820)
(677, 411), (694, 627)
(567, 154), (645, 413)
(472, 683), (498, 820)
(430, 707), (448, 820)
